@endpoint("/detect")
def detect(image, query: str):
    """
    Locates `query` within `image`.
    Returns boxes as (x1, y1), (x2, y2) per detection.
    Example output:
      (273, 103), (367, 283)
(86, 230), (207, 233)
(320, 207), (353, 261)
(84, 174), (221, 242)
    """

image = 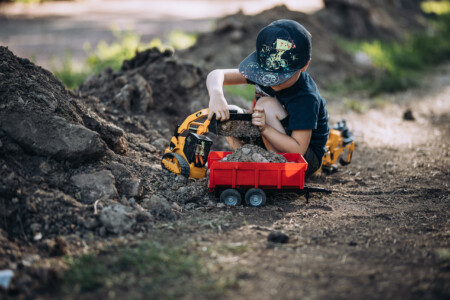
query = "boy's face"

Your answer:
(270, 69), (302, 92)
